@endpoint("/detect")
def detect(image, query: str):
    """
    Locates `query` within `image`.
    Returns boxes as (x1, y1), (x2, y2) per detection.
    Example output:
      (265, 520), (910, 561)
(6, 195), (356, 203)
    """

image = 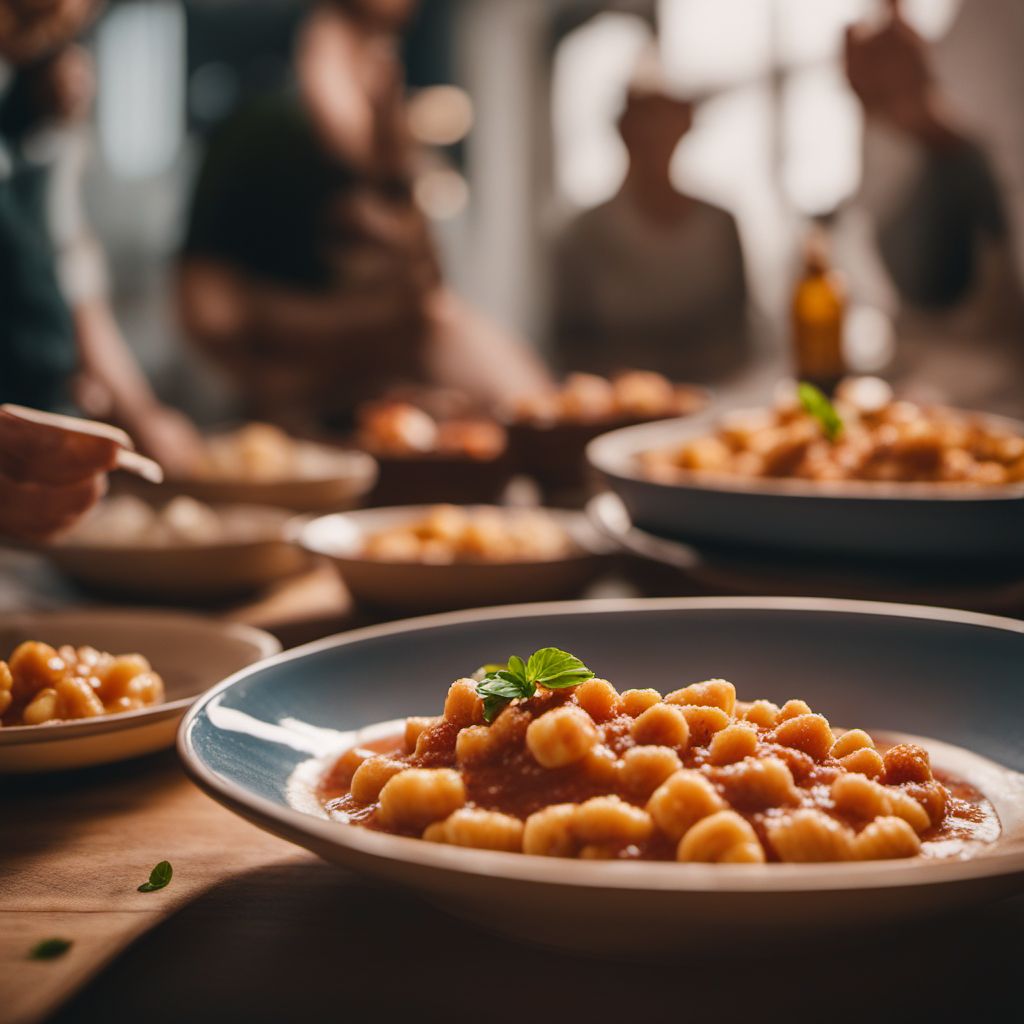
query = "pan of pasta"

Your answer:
(178, 597), (1024, 954)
